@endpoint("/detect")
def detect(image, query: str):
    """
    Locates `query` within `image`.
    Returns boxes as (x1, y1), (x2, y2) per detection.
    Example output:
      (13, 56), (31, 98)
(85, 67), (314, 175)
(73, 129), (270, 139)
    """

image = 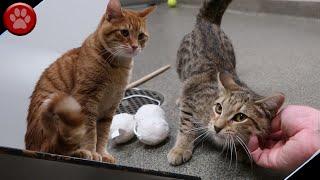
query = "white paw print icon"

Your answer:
(9, 8), (31, 30)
